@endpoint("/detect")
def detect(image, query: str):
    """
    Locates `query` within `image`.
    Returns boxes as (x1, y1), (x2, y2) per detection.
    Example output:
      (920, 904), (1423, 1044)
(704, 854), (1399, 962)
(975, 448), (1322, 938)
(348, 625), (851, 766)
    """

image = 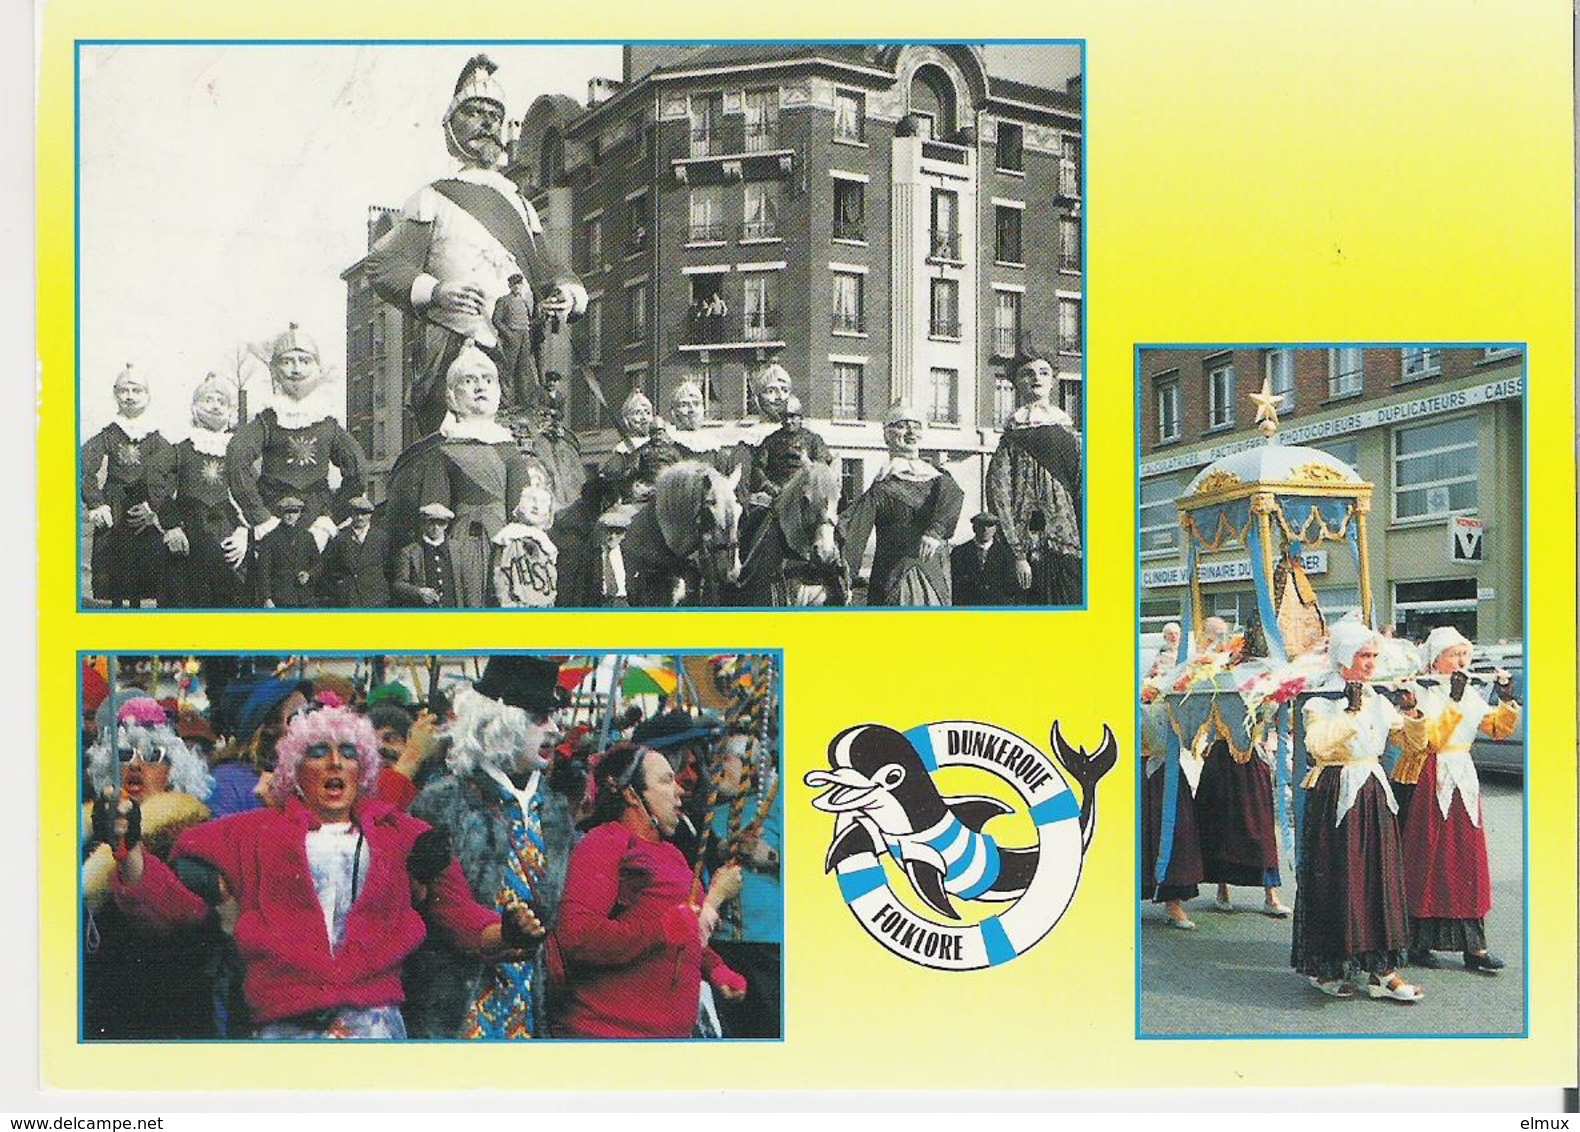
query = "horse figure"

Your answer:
(737, 461), (848, 607)
(619, 461), (743, 607)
